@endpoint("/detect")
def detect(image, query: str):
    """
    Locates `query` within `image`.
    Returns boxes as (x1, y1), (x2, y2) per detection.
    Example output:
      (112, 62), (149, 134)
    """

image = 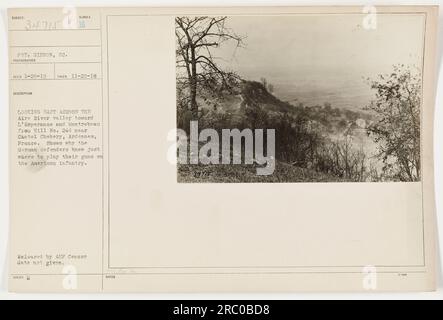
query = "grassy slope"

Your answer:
(177, 161), (342, 183)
